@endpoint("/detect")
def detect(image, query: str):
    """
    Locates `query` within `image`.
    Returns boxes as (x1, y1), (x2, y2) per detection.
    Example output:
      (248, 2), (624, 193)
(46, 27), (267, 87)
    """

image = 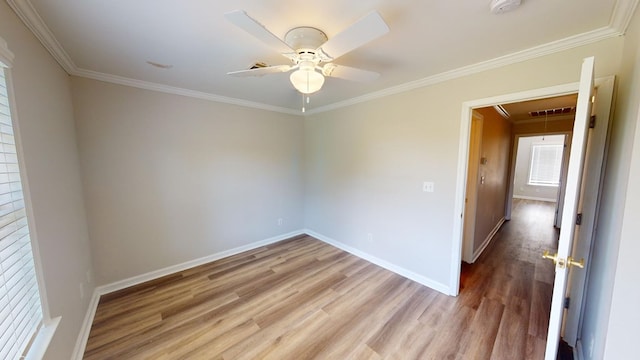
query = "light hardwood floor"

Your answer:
(84, 199), (557, 359)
